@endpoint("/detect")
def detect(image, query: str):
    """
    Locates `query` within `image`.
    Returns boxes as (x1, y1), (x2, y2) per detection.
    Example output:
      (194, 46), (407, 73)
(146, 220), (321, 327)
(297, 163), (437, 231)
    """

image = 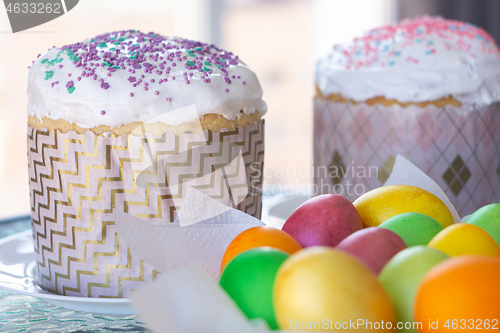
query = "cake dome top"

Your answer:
(315, 16), (500, 105)
(28, 30), (266, 129)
